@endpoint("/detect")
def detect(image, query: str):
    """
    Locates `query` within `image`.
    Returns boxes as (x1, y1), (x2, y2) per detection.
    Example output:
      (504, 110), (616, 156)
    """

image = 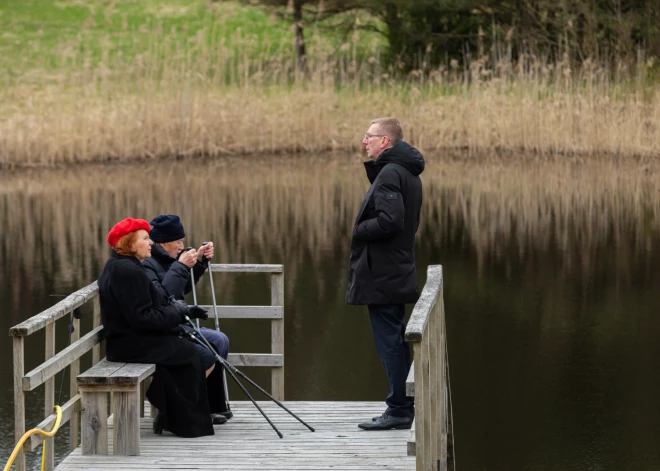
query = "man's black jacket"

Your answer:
(345, 140), (424, 305)
(143, 244), (207, 300)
